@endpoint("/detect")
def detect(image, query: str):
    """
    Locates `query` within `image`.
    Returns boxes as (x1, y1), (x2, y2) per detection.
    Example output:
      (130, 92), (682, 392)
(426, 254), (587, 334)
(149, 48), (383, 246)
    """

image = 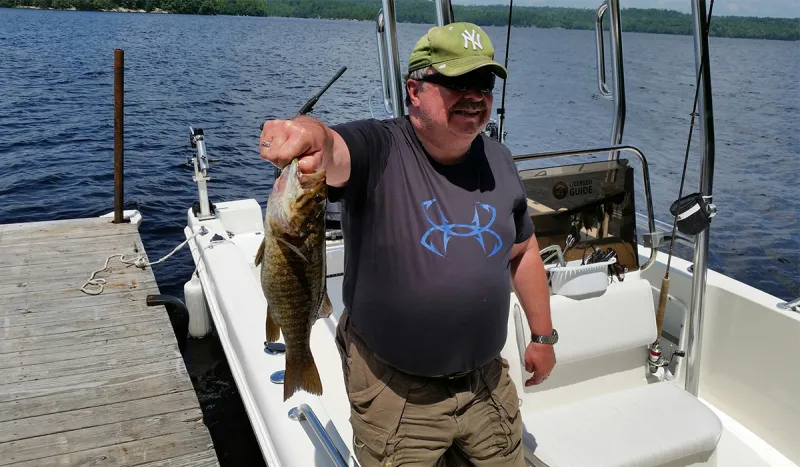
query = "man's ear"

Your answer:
(407, 79), (422, 107)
